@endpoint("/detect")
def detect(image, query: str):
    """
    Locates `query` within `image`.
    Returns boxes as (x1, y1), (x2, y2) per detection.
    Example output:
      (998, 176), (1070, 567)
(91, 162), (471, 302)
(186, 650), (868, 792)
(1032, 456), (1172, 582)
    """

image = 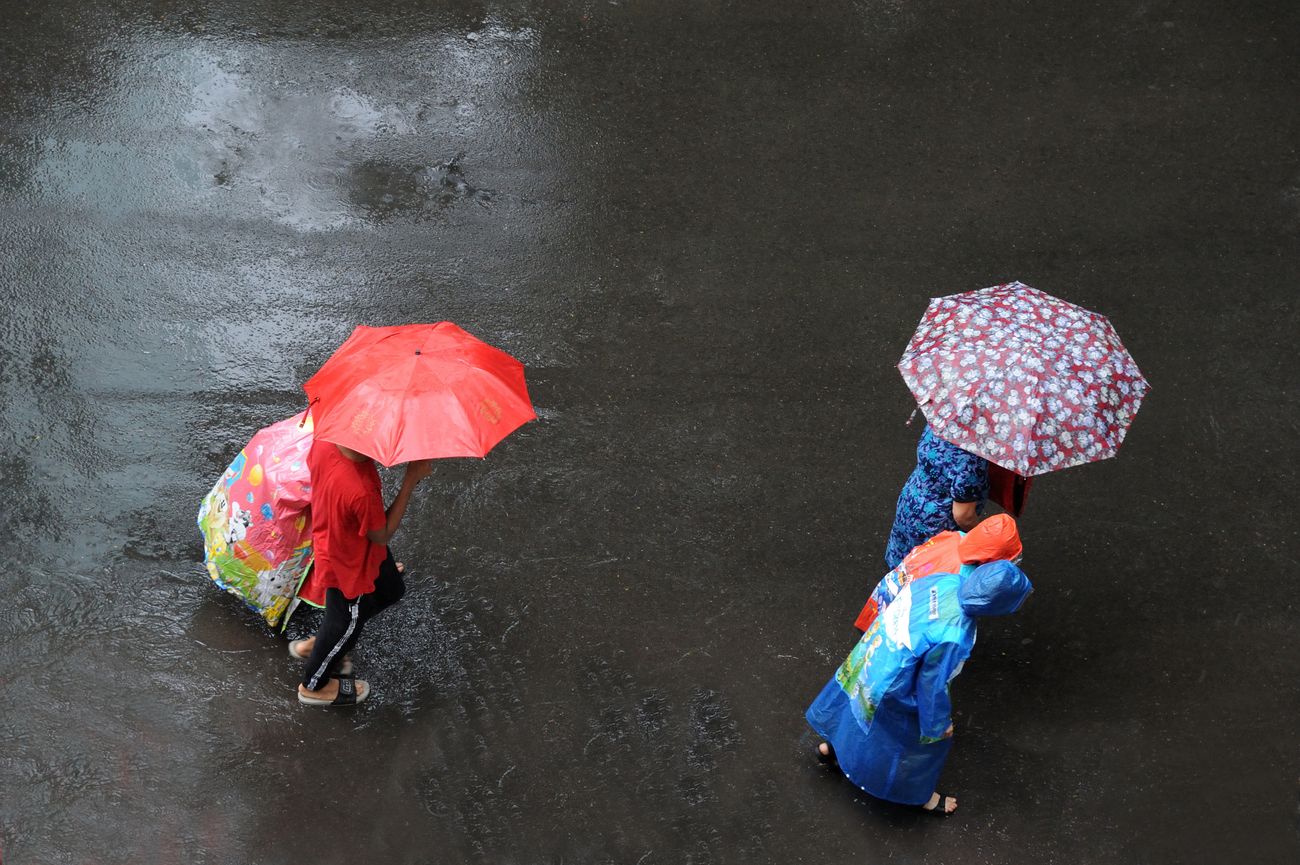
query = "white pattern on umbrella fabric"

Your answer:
(898, 281), (1150, 477)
